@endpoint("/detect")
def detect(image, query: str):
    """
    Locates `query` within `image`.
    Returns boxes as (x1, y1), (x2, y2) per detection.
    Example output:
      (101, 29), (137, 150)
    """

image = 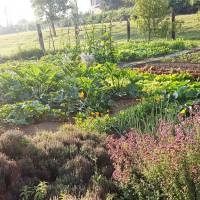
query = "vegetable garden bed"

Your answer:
(139, 62), (200, 78)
